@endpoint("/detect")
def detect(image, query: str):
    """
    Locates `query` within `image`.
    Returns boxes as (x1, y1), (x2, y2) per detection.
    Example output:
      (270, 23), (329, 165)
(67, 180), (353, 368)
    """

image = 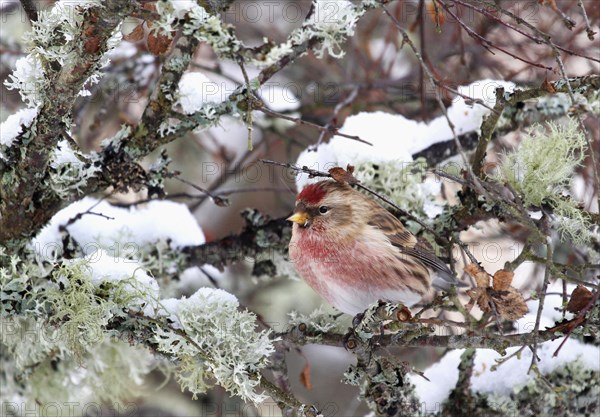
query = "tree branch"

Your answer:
(0, 0), (135, 245)
(19, 0), (37, 23)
